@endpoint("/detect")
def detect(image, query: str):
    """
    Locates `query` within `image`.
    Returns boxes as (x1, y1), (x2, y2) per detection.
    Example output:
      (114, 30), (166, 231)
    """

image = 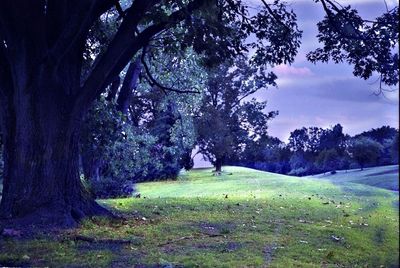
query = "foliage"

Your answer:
(195, 57), (277, 170)
(308, 1), (399, 87)
(288, 124), (346, 154)
(390, 133), (399, 163)
(349, 137), (383, 170)
(80, 98), (141, 197)
(227, 135), (290, 174)
(288, 152), (314, 176)
(228, 124), (397, 176)
(81, 90), (199, 197)
(354, 126), (399, 165)
(354, 126), (398, 144)
(316, 148), (340, 173)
